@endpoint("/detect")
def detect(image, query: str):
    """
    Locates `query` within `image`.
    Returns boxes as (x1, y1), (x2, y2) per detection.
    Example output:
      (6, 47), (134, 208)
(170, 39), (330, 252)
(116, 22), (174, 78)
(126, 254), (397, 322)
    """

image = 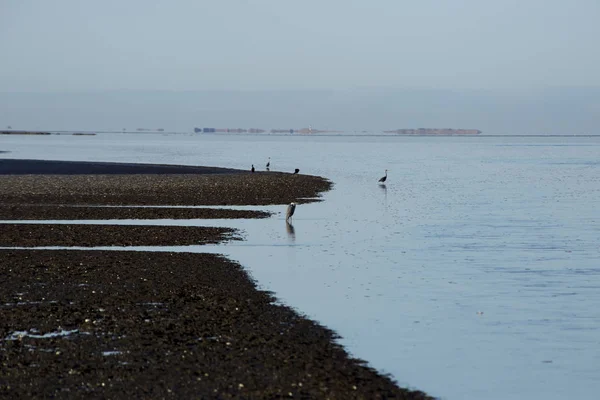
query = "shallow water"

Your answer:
(2, 133), (600, 399)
